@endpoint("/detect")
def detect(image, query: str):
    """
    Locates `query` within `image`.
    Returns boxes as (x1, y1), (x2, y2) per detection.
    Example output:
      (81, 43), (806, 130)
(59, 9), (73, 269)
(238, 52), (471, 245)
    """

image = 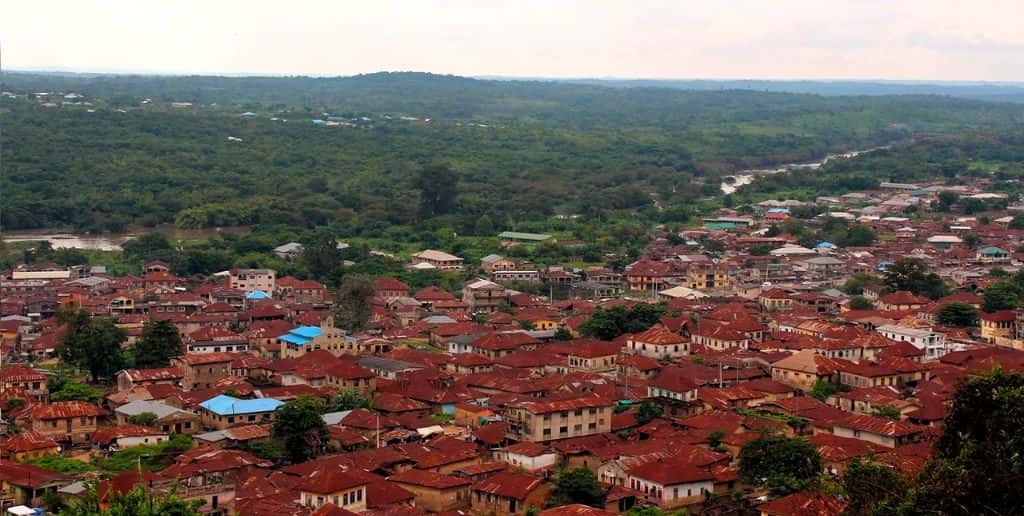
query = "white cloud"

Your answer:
(2, 0), (1023, 80)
